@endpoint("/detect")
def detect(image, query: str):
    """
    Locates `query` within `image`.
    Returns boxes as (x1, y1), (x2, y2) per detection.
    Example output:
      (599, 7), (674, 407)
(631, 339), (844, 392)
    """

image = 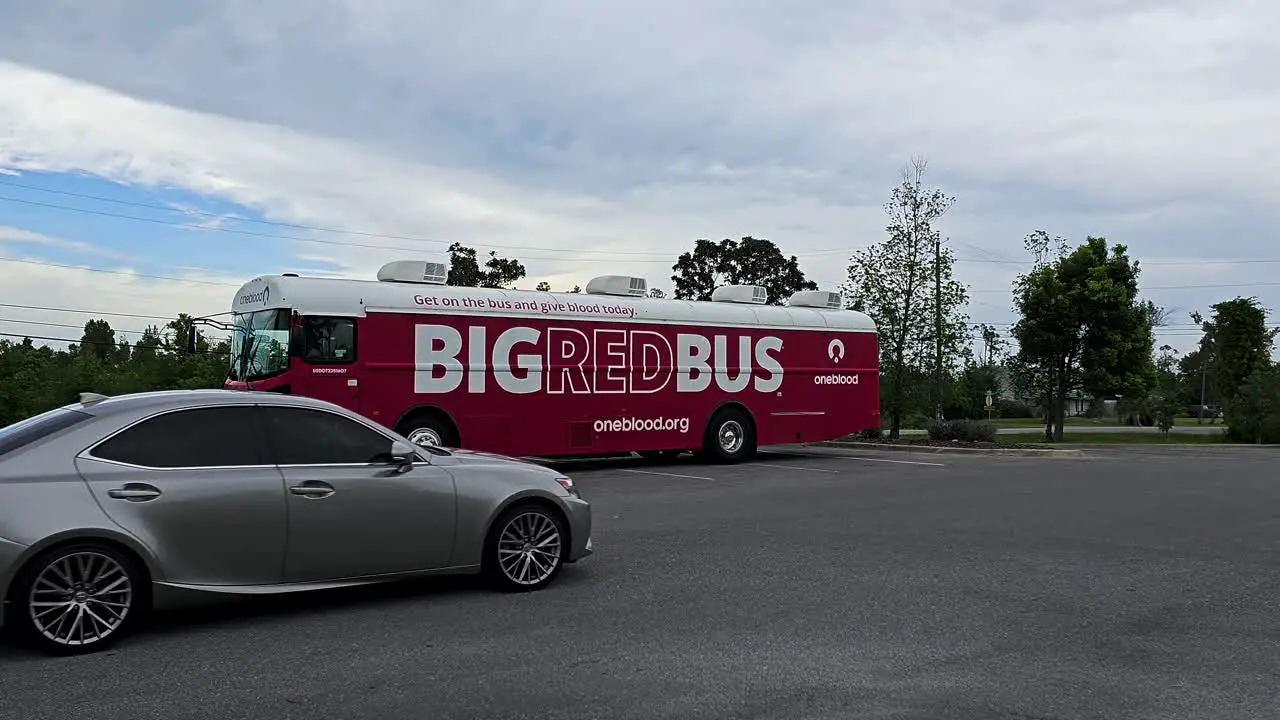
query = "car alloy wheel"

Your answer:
(486, 505), (566, 592)
(13, 543), (142, 655)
